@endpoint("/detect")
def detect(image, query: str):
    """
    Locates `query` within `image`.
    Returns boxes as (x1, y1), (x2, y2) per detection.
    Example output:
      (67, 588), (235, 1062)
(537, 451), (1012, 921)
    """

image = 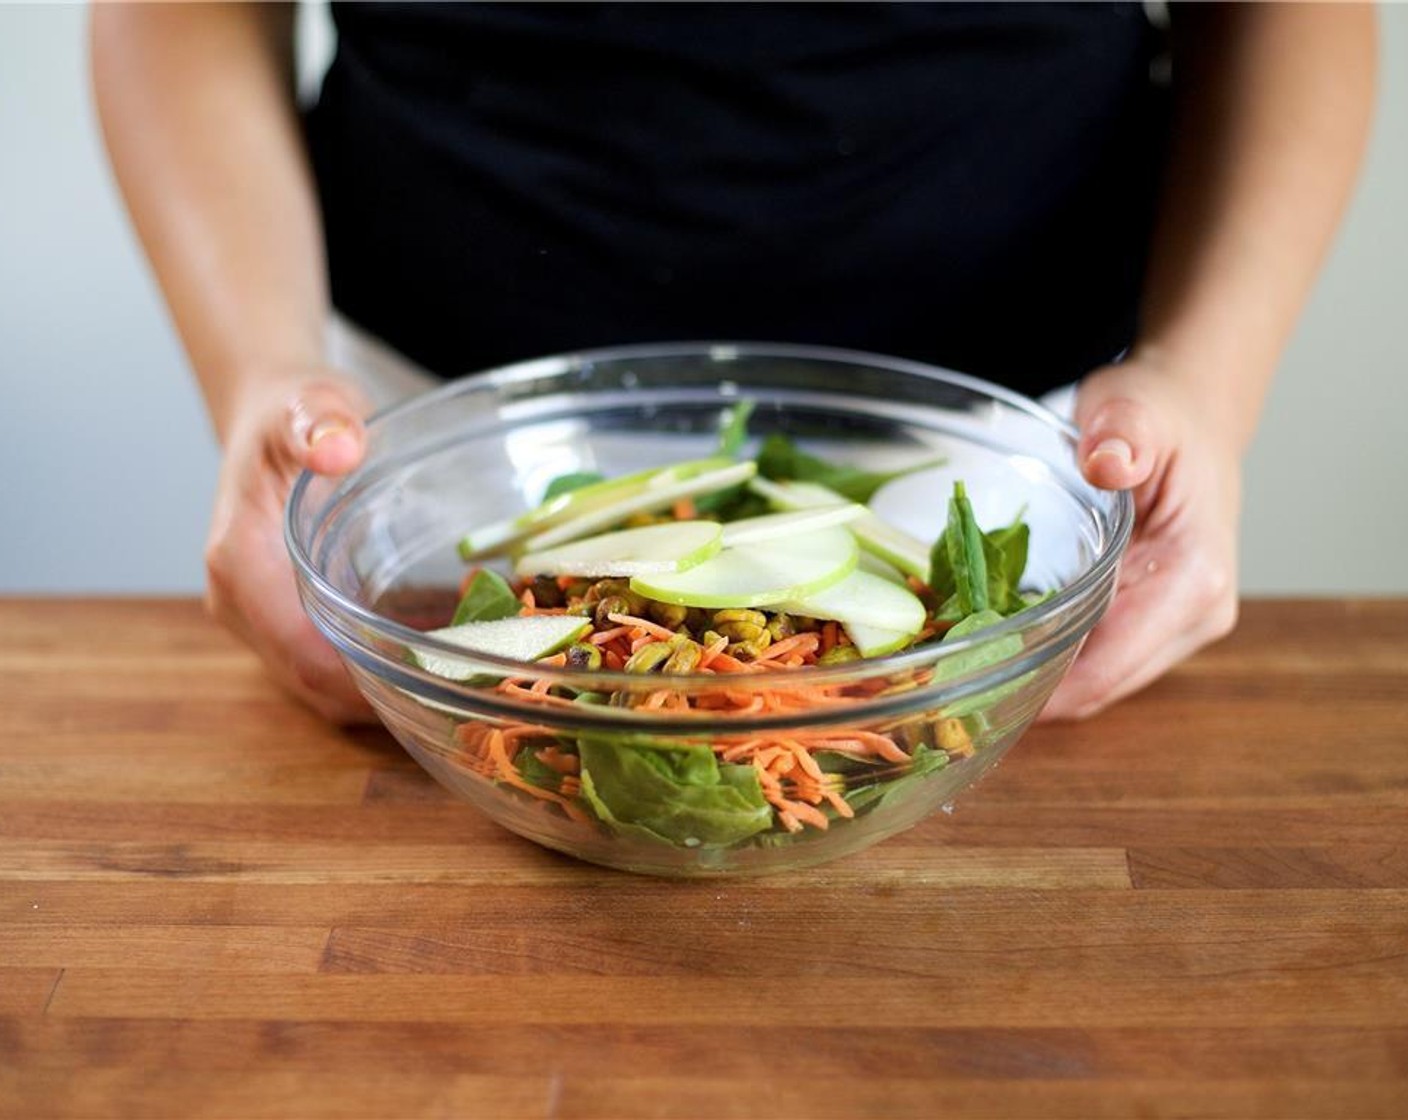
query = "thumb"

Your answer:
(1072, 373), (1165, 493)
(281, 380), (370, 477)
